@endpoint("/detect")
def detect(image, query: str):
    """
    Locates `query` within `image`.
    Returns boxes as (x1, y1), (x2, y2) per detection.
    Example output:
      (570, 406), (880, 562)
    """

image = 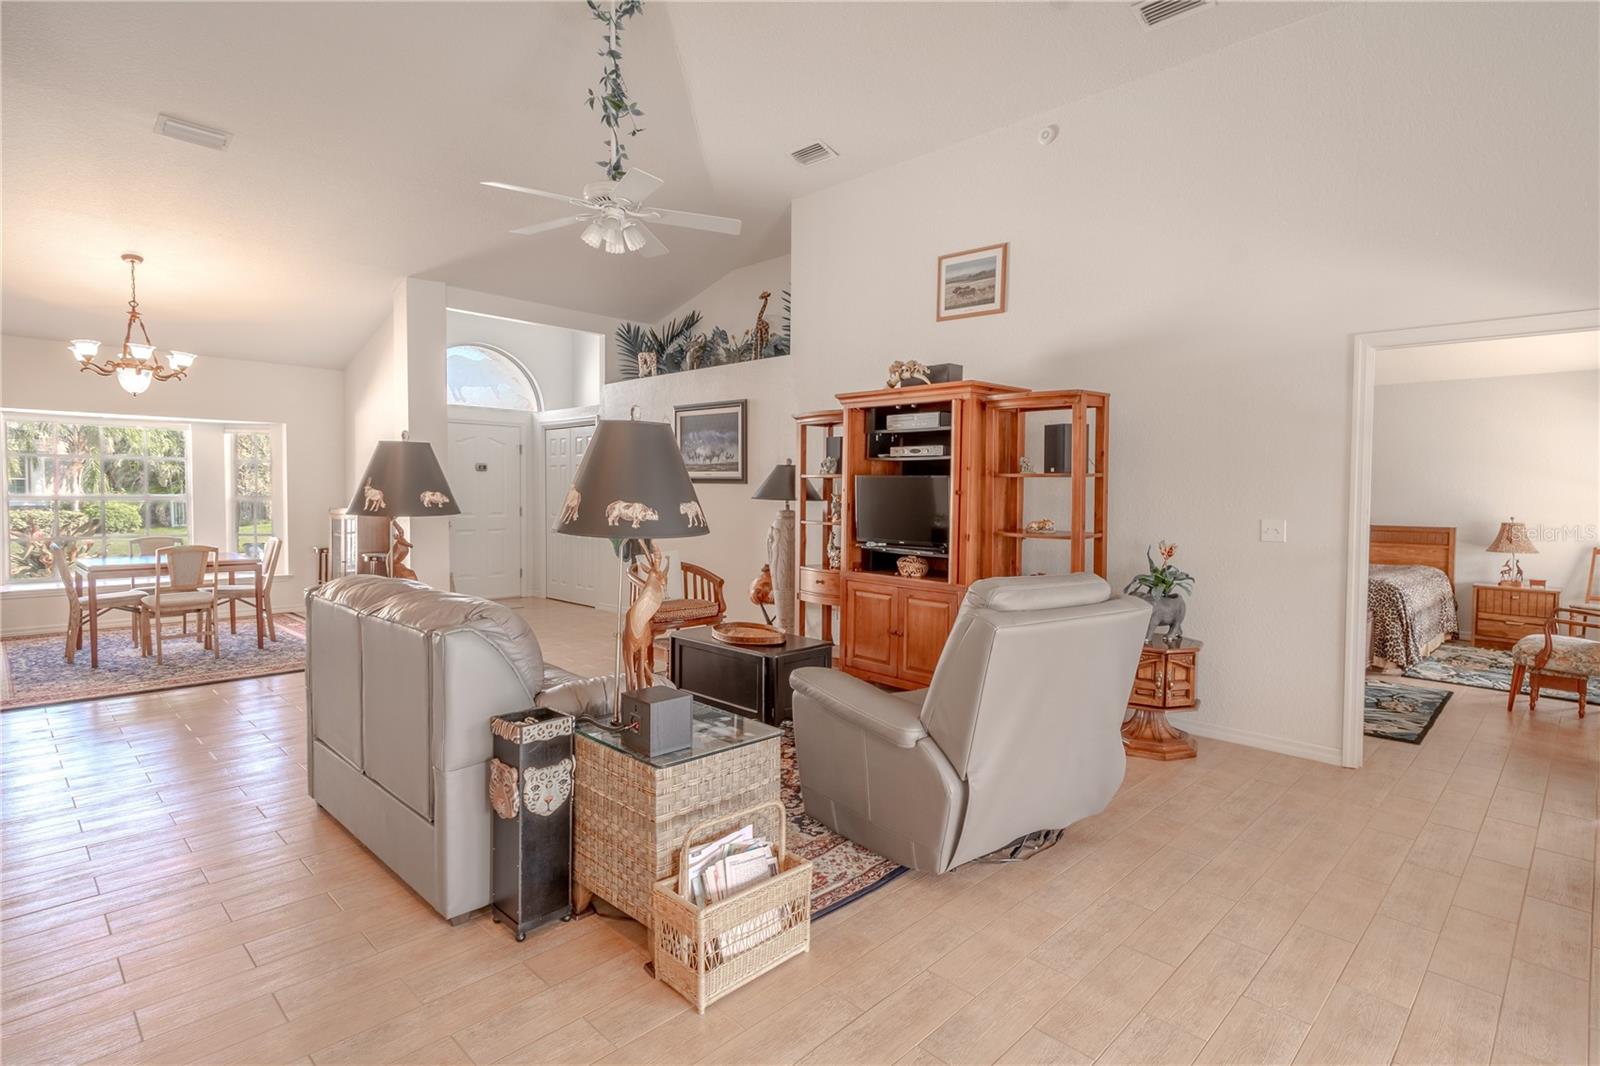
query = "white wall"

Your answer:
(1373, 369), (1600, 630)
(0, 333), (344, 634)
(600, 2), (1598, 764)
